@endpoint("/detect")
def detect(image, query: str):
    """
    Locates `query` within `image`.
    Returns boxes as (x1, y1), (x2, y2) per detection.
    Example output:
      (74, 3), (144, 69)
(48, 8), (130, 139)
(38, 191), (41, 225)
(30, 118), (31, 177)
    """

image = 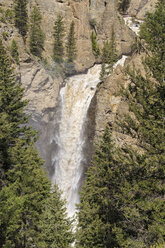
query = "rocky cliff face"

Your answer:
(94, 0), (157, 144)
(0, 0), (157, 171)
